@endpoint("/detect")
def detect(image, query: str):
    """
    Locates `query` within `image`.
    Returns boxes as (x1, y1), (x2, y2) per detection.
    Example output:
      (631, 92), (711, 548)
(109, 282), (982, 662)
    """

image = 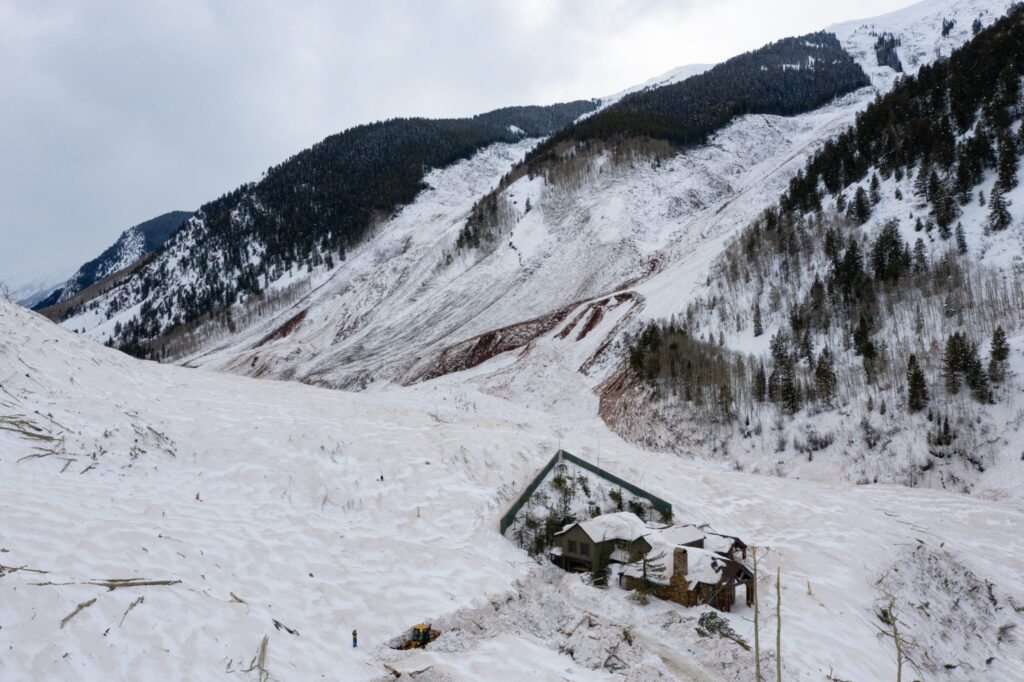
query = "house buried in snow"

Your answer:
(550, 512), (754, 612)
(550, 511), (653, 573)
